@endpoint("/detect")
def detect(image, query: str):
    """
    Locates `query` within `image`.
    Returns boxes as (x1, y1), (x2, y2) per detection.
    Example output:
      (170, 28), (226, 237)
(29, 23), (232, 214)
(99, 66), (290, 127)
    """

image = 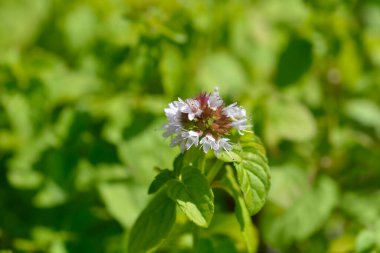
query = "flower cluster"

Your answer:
(163, 88), (251, 154)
